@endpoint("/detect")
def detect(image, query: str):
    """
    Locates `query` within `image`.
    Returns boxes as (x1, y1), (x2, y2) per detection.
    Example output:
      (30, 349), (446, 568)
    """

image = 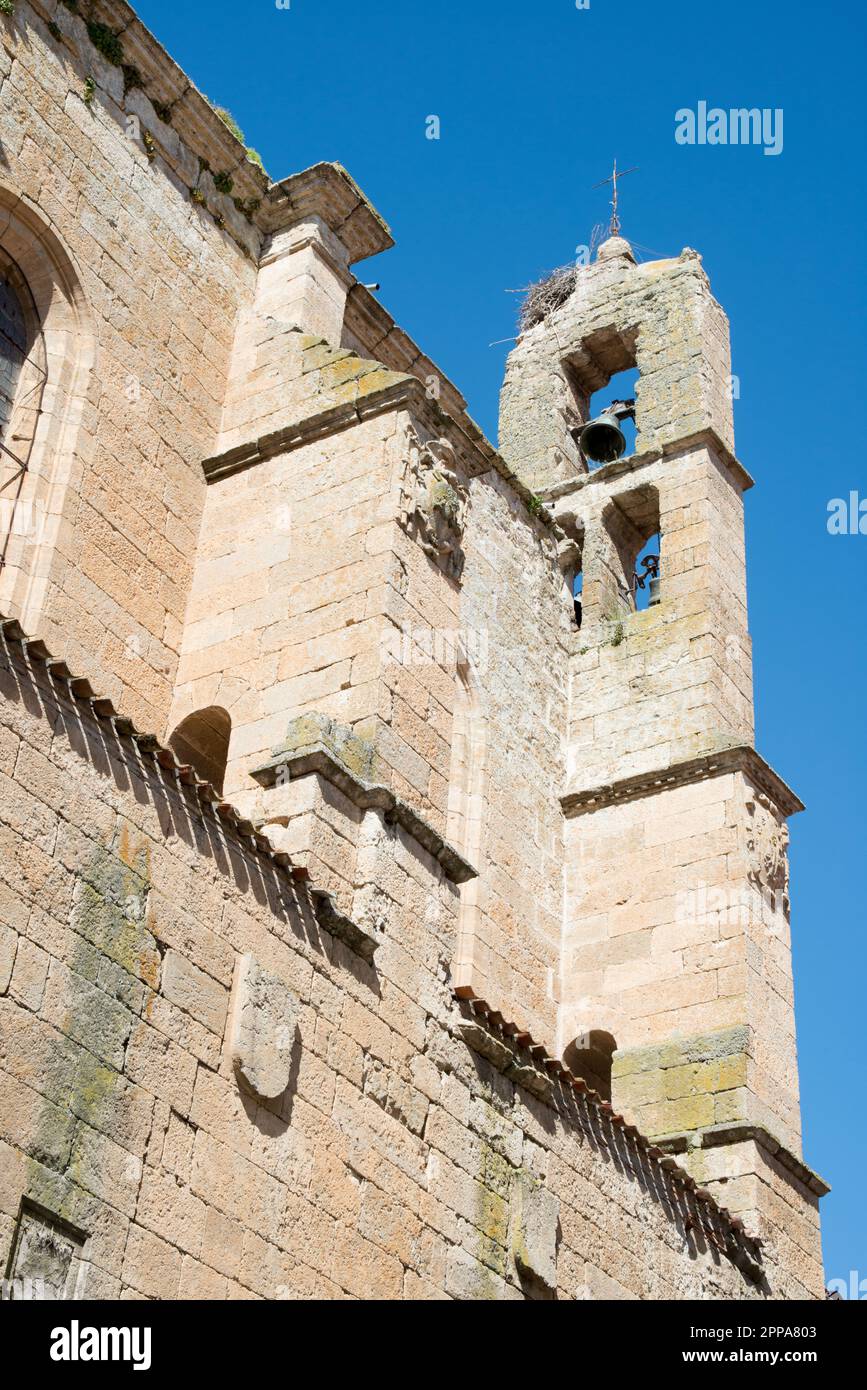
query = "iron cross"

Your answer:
(593, 159), (638, 237)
